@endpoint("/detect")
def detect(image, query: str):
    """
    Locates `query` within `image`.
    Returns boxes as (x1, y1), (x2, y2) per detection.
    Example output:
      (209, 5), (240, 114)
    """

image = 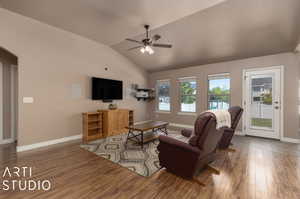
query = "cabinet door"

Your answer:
(119, 110), (129, 130)
(108, 111), (118, 136)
